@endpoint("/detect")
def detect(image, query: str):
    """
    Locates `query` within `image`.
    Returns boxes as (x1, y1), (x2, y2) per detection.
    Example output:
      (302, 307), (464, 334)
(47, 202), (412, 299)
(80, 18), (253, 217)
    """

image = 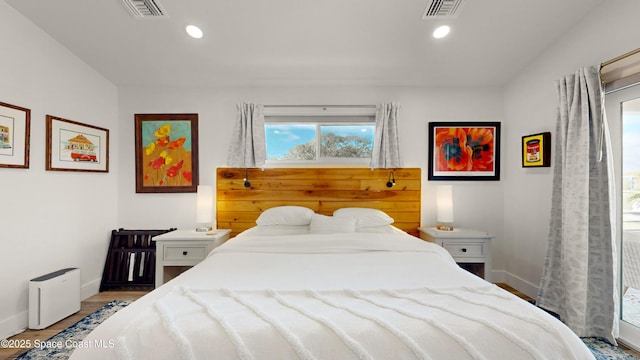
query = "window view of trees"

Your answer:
(265, 123), (374, 161)
(277, 139), (316, 160)
(320, 130), (372, 158)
